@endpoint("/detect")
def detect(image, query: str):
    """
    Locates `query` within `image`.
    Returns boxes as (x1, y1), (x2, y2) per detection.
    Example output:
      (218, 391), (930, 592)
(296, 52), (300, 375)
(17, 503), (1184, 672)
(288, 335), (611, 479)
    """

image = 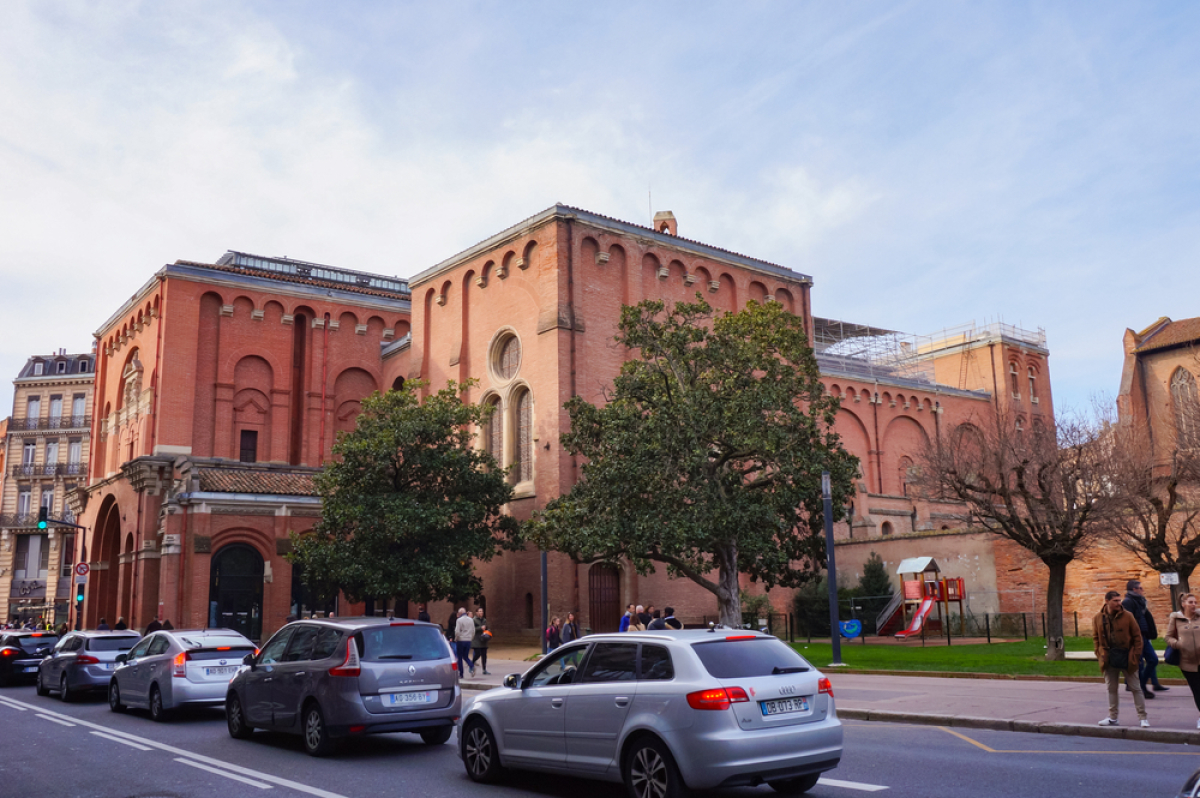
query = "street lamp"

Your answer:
(823, 472), (844, 667)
